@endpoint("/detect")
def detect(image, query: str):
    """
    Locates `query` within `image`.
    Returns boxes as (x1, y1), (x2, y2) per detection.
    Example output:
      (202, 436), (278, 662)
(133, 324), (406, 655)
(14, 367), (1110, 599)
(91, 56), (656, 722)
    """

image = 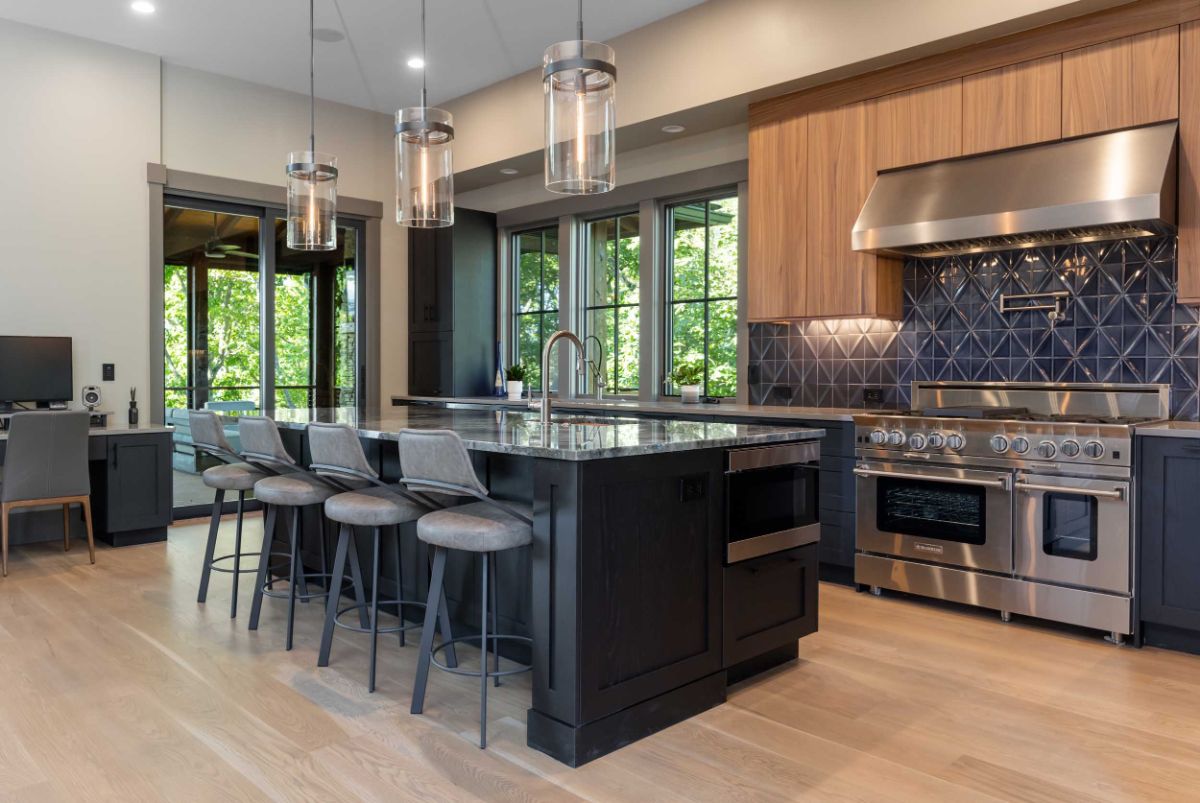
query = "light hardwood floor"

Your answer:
(2, 514), (1199, 802)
